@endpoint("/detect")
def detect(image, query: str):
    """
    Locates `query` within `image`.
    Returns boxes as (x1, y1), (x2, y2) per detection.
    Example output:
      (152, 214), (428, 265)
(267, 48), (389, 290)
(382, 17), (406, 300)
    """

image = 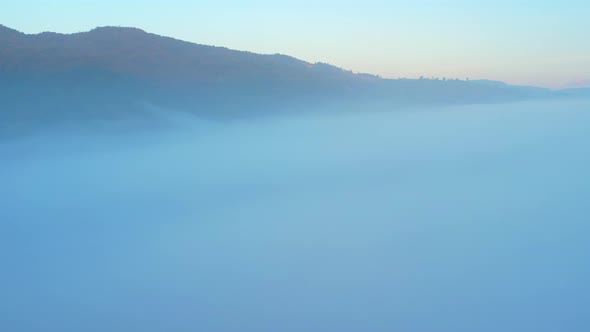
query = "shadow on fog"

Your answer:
(2, 99), (590, 332)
